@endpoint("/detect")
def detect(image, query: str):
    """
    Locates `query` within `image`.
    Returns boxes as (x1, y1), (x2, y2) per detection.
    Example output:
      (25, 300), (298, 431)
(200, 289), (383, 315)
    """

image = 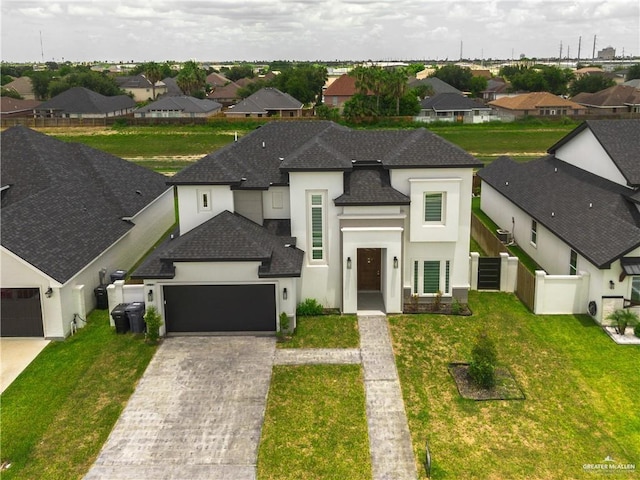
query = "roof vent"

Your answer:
(505, 181), (509, 186)
(262, 141), (265, 148)
(279, 157), (284, 161)
(551, 212), (555, 217)
(589, 202), (593, 208)
(241, 177), (247, 181)
(234, 131), (238, 142)
(554, 168), (558, 173)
